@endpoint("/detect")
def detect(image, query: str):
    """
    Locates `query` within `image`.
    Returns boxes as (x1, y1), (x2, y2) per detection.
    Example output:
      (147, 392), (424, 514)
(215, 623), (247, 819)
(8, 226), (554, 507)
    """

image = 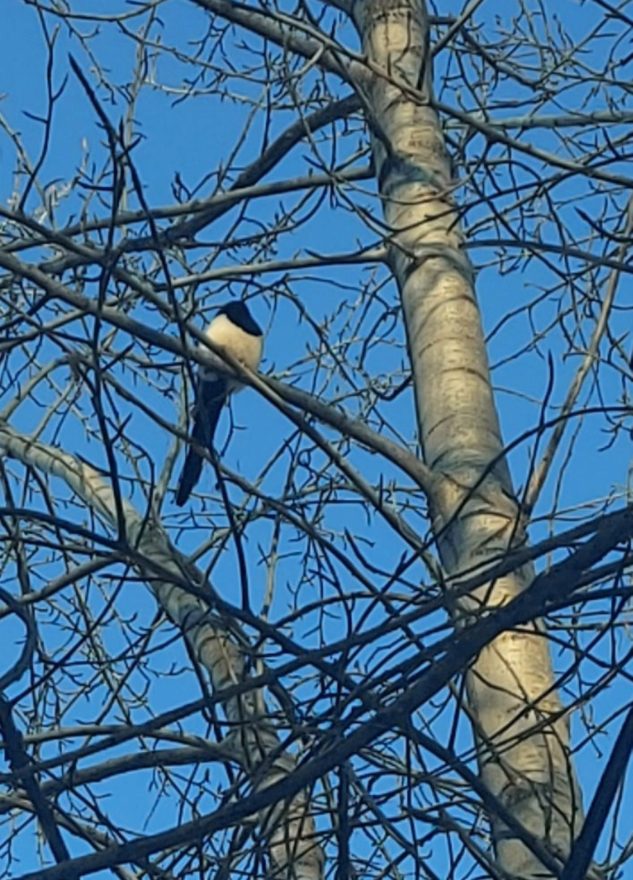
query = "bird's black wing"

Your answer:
(175, 374), (227, 506)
